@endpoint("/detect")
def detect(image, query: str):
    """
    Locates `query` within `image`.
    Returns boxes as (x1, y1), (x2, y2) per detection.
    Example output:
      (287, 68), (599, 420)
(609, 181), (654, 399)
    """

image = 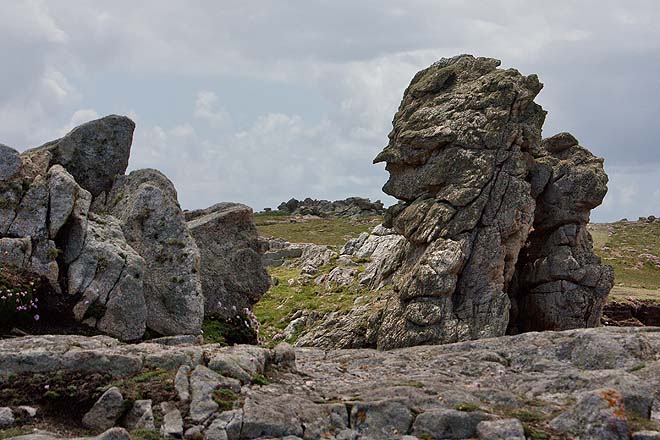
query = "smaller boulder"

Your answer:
(82, 387), (124, 431)
(476, 418), (525, 440)
(160, 402), (184, 439)
(124, 399), (154, 431)
(0, 407), (14, 428)
(550, 389), (629, 440)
